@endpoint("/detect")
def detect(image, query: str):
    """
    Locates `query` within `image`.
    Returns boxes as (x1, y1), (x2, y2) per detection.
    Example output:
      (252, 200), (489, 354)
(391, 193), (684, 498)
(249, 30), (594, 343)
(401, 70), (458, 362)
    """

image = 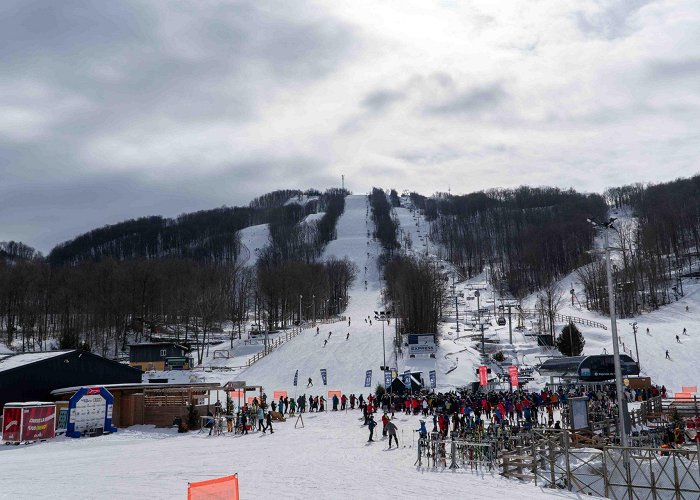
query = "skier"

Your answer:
(416, 420), (427, 439)
(665, 350), (671, 359)
(328, 331), (332, 339)
(676, 335), (681, 343)
(332, 394), (339, 411)
(265, 411), (273, 434)
(346, 332), (350, 340)
(307, 377), (313, 388)
(316, 326), (319, 335)
(386, 419), (398, 448)
(647, 327), (650, 335)
(348, 317), (351, 326)
(257, 406), (264, 432)
(683, 328), (688, 336)
(367, 415), (377, 442)
(323, 339), (328, 347)
(381, 412), (390, 436)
